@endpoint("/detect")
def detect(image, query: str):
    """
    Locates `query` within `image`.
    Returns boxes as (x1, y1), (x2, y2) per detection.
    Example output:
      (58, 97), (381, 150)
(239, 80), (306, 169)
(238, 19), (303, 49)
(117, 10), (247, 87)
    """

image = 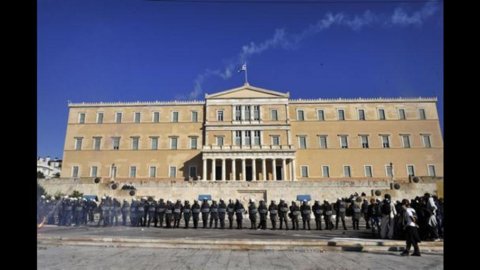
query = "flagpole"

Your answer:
(245, 63), (248, 84)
